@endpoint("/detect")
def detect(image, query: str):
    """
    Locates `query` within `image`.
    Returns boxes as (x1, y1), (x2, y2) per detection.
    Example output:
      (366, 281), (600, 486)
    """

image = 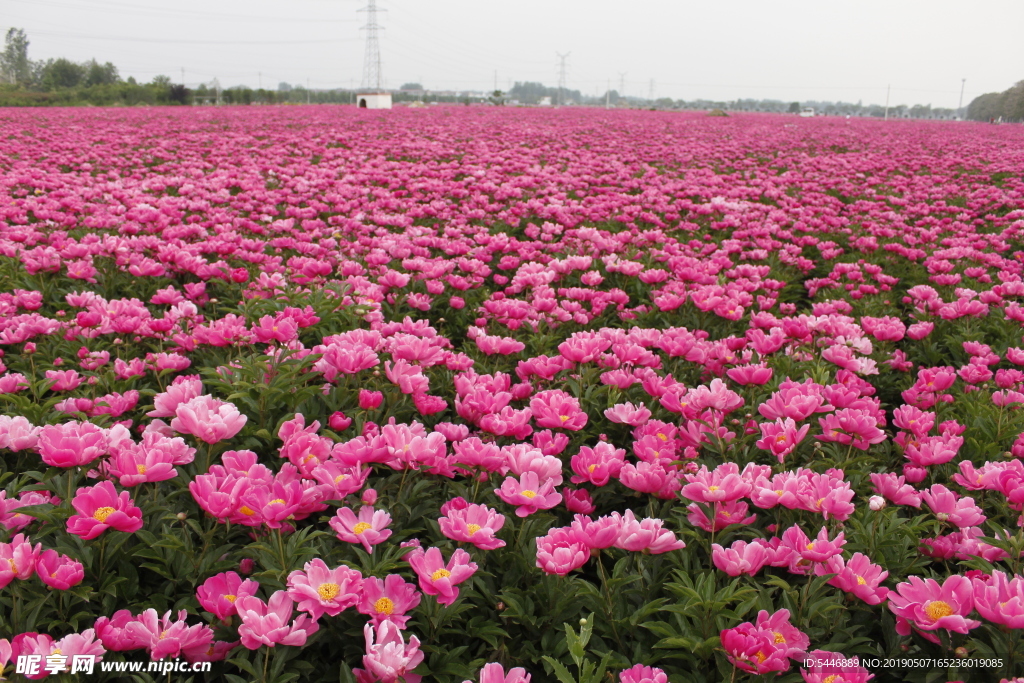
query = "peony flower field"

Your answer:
(0, 105), (1023, 683)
